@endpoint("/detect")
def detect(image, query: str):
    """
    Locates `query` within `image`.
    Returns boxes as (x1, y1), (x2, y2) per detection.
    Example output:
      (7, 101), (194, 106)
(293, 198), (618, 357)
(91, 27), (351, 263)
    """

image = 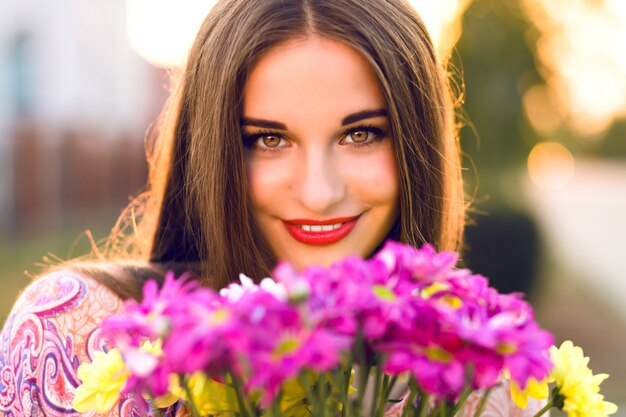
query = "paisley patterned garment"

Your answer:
(0, 270), (547, 417)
